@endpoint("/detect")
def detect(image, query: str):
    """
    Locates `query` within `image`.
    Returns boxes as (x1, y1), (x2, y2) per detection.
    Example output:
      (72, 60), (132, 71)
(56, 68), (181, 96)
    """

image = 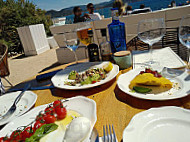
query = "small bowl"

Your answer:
(113, 51), (132, 69)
